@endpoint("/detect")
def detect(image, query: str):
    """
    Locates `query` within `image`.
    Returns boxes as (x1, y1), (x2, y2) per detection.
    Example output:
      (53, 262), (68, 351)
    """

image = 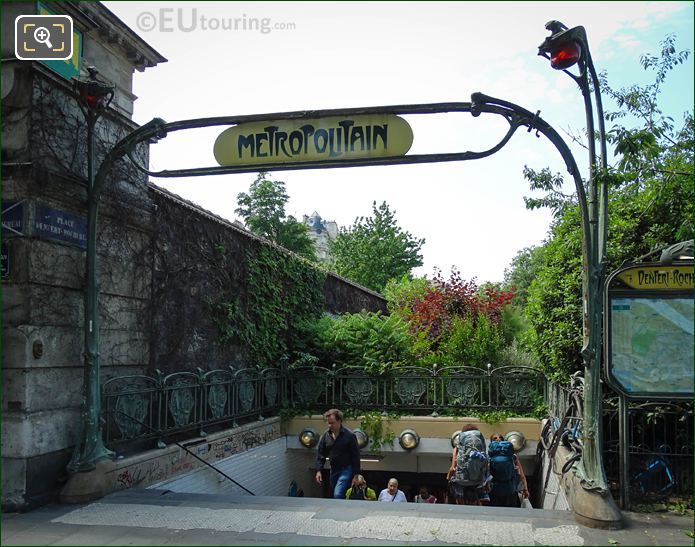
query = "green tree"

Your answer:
(503, 246), (544, 307)
(513, 36), (693, 378)
(383, 275), (430, 316)
(329, 201), (425, 293)
(236, 172), (317, 260)
(311, 311), (416, 374)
